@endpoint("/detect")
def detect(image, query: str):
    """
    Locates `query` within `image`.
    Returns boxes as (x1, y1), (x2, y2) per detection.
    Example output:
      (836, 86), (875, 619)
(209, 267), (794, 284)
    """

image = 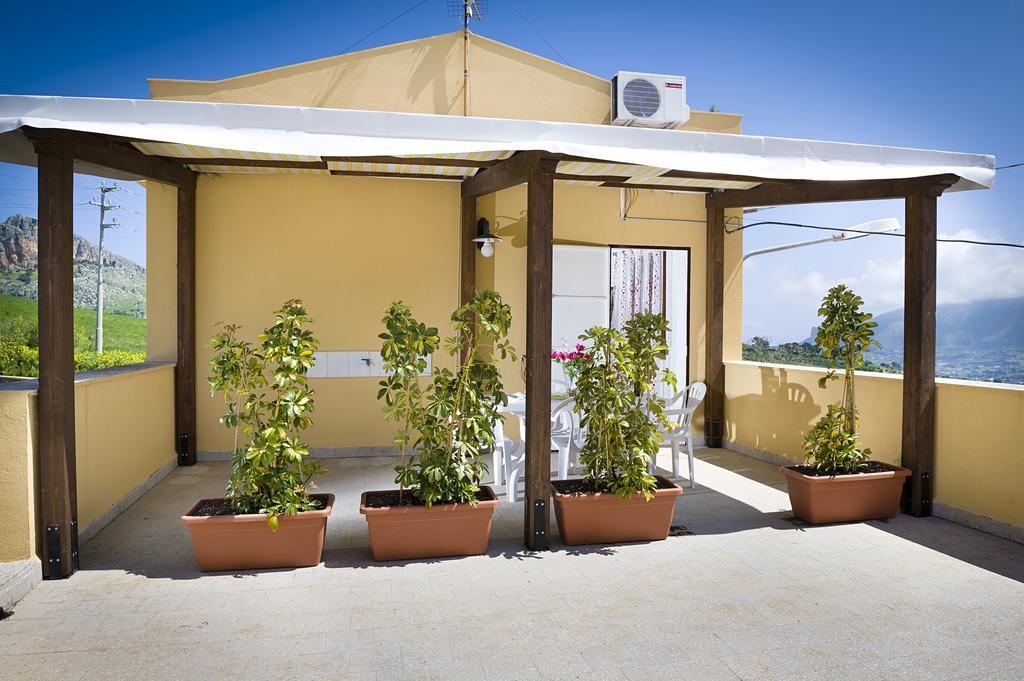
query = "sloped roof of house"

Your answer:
(0, 95), (996, 192)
